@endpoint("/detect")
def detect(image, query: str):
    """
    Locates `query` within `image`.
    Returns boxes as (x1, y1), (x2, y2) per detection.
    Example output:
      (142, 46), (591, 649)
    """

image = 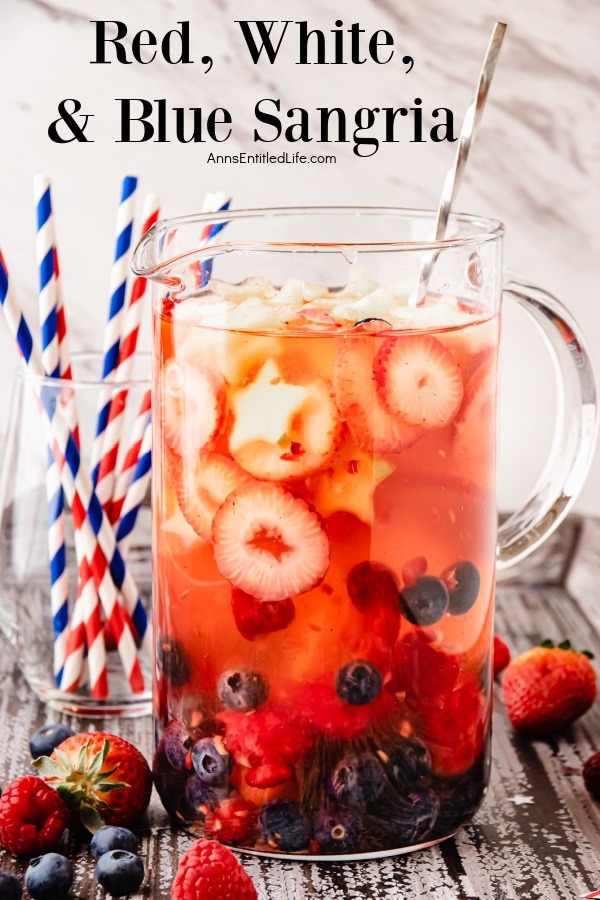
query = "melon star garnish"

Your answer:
(229, 359), (309, 452)
(34, 738), (129, 833)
